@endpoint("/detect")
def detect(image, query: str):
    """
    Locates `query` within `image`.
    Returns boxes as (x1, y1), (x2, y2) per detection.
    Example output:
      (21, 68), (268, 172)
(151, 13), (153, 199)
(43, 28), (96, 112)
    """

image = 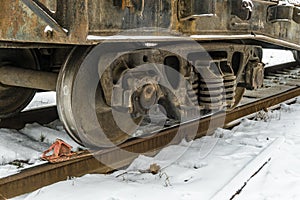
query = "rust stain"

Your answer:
(0, 0), (299, 47)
